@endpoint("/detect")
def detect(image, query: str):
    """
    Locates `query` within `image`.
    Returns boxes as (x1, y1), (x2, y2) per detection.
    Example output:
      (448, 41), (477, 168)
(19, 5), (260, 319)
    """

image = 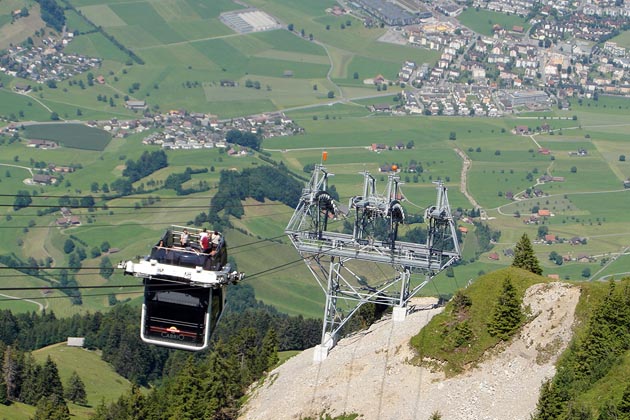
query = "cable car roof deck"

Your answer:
(120, 225), (242, 287)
